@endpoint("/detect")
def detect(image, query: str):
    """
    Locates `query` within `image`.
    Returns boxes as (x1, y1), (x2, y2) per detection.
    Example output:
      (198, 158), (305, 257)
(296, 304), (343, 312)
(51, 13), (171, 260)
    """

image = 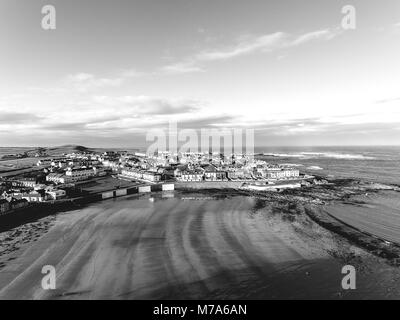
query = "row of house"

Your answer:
(1, 186), (67, 203)
(65, 167), (96, 179)
(177, 169), (205, 182)
(46, 173), (70, 184)
(38, 155), (104, 168)
(37, 157), (70, 167)
(0, 198), (29, 215)
(174, 164), (228, 181)
(255, 167), (300, 179)
(46, 166), (104, 184)
(175, 164), (299, 182)
(120, 168), (162, 182)
(119, 162), (300, 183)
(9, 177), (38, 188)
